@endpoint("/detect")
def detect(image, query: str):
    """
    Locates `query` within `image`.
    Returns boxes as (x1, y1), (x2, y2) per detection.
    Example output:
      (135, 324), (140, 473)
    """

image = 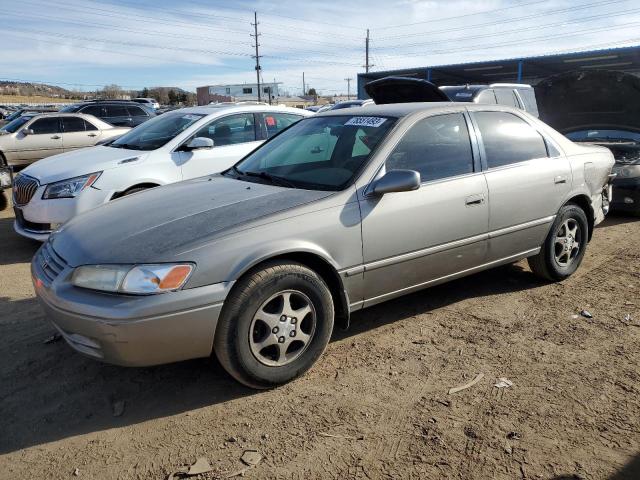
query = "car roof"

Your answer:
(172, 104), (313, 117)
(315, 102), (459, 118)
